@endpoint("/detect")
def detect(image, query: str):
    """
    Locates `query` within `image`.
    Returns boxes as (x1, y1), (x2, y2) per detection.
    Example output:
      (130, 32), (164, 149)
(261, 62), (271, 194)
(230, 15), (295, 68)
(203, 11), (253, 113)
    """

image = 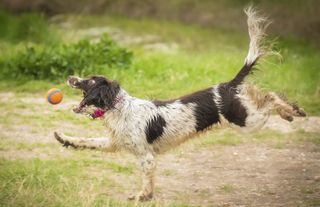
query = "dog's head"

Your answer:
(68, 76), (120, 113)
